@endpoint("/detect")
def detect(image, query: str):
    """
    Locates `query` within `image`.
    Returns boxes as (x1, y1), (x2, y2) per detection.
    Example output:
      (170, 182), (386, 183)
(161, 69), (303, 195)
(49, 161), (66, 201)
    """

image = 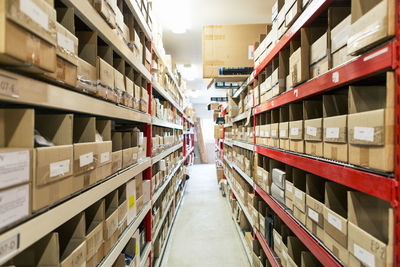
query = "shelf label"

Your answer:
(295, 189), (303, 200)
(306, 126), (317, 137)
(271, 130), (277, 137)
(282, 249), (288, 260)
(290, 127), (299, 136)
(327, 212), (342, 231)
(308, 208), (319, 222)
(326, 127), (339, 139)
(0, 184), (29, 230)
(332, 72), (339, 83)
(57, 32), (75, 53)
(364, 47), (388, 62)
(0, 233), (19, 262)
(280, 129), (286, 137)
(286, 183), (293, 193)
(100, 152), (110, 163)
(79, 152), (93, 167)
(274, 232), (281, 245)
(0, 150), (30, 188)
(354, 243), (375, 267)
(0, 74), (19, 98)
(20, 0), (49, 30)
(354, 127), (374, 142)
(293, 89), (298, 97)
(50, 159), (70, 178)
